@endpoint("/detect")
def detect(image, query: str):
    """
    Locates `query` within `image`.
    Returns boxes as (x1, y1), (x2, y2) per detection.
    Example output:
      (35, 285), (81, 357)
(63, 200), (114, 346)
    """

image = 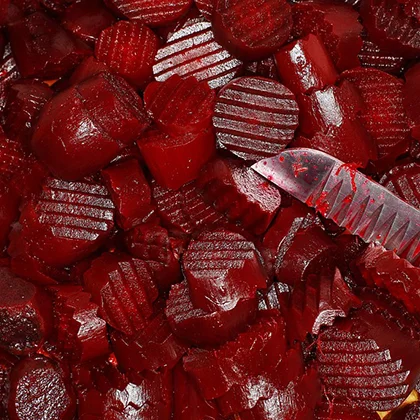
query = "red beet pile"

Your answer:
(1, 0), (420, 419)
